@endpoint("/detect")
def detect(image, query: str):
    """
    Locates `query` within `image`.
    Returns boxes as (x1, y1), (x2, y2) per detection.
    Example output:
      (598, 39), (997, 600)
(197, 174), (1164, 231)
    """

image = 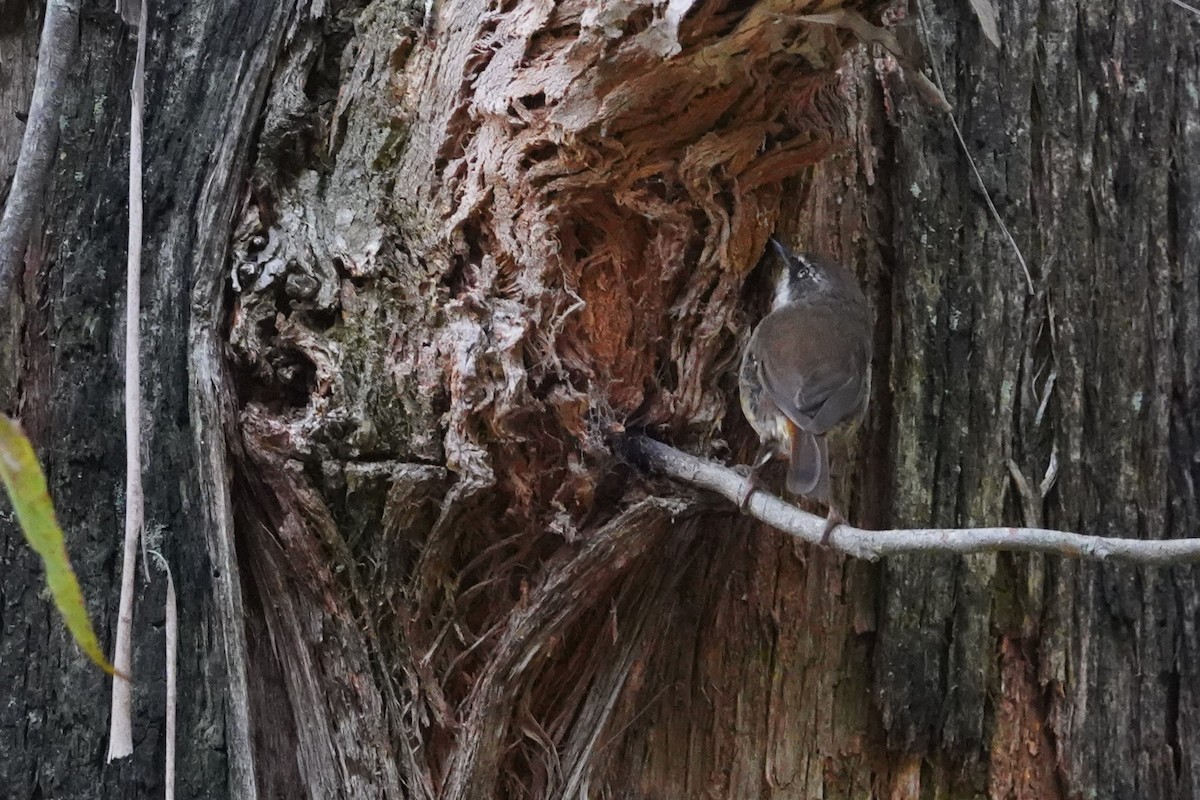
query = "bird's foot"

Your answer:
(819, 507), (846, 547)
(736, 445), (776, 510)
